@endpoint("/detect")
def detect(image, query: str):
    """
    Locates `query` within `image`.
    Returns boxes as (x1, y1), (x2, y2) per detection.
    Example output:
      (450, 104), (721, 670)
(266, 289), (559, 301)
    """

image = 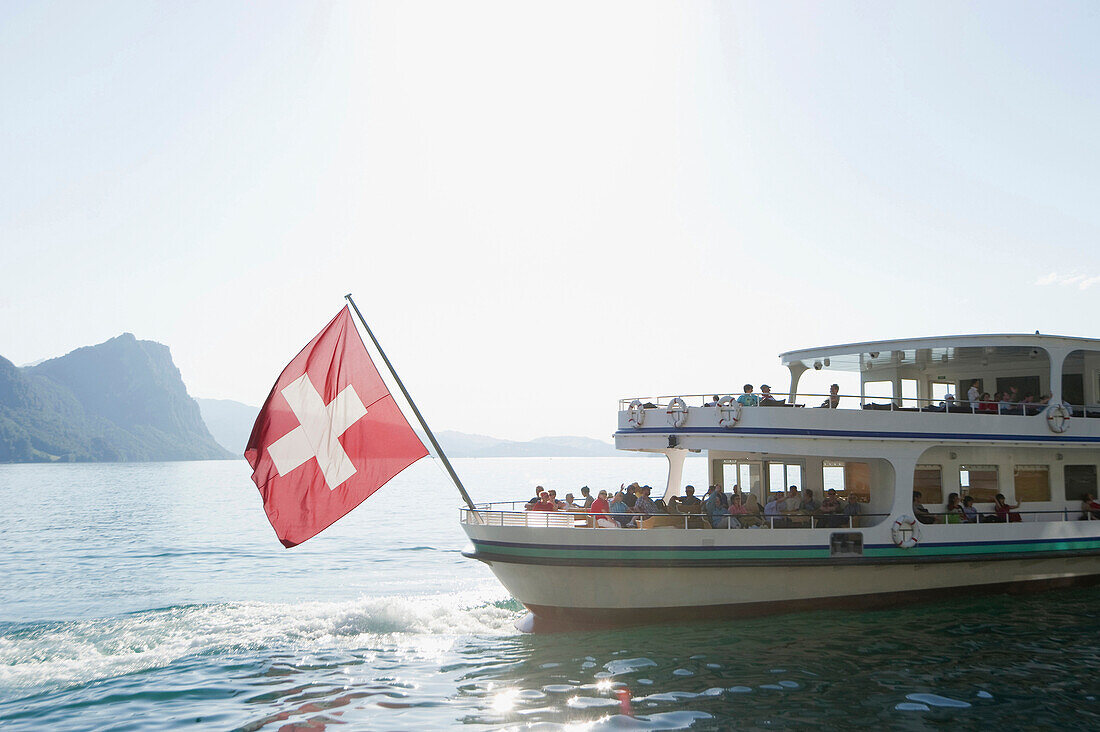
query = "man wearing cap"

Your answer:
(631, 485), (661, 517)
(760, 384), (779, 405)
